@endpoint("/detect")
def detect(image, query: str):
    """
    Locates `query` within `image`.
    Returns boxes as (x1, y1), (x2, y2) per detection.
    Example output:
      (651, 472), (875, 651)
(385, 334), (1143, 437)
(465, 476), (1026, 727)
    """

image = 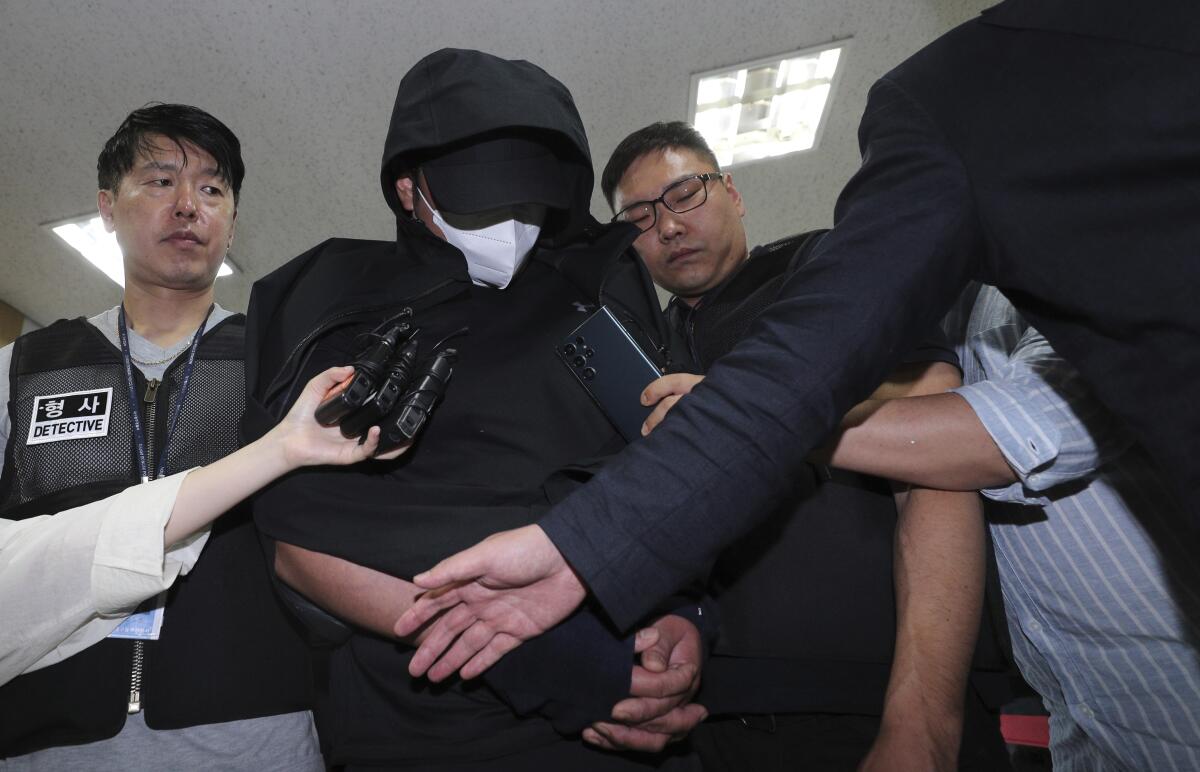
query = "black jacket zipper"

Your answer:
(128, 377), (160, 714)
